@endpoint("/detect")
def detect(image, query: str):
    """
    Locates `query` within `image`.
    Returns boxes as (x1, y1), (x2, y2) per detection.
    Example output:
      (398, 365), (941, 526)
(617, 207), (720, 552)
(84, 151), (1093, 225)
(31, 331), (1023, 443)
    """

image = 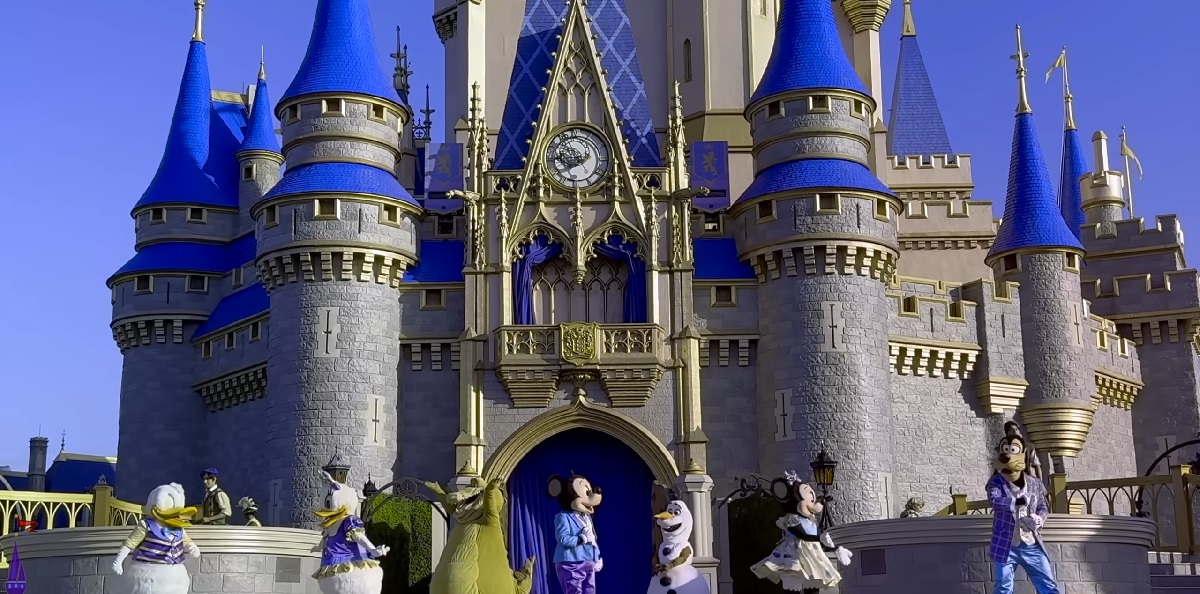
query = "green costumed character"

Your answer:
(426, 478), (535, 594)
